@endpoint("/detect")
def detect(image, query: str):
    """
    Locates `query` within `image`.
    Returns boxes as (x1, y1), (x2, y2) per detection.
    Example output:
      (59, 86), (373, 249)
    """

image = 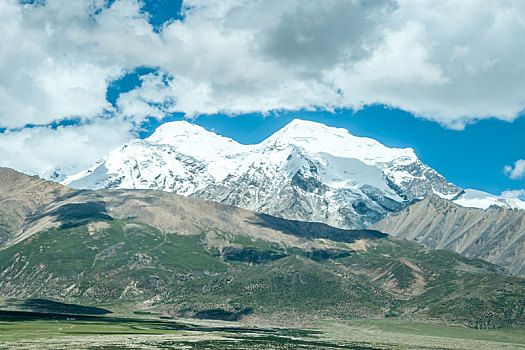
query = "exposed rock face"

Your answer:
(56, 119), (462, 229)
(373, 195), (525, 277)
